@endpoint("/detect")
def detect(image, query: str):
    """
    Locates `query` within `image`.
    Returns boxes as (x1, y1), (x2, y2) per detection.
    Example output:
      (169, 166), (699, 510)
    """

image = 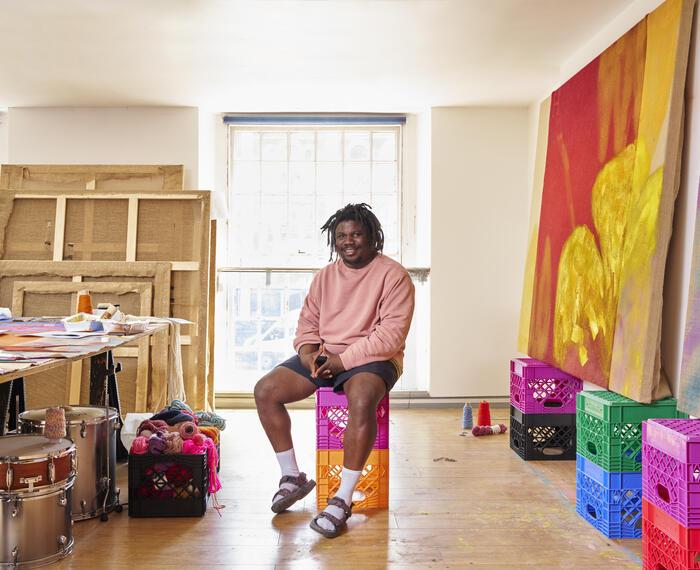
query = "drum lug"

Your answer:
(71, 451), (78, 477)
(5, 464), (12, 490)
(80, 420), (87, 438)
(48, 457), (56, 485)
(11, 546), (18, 566)
(58, 535), (68, 553)
(80, 499), (87, 515)
(11, 497), (19, 518)
(58, 490), (67, 507)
